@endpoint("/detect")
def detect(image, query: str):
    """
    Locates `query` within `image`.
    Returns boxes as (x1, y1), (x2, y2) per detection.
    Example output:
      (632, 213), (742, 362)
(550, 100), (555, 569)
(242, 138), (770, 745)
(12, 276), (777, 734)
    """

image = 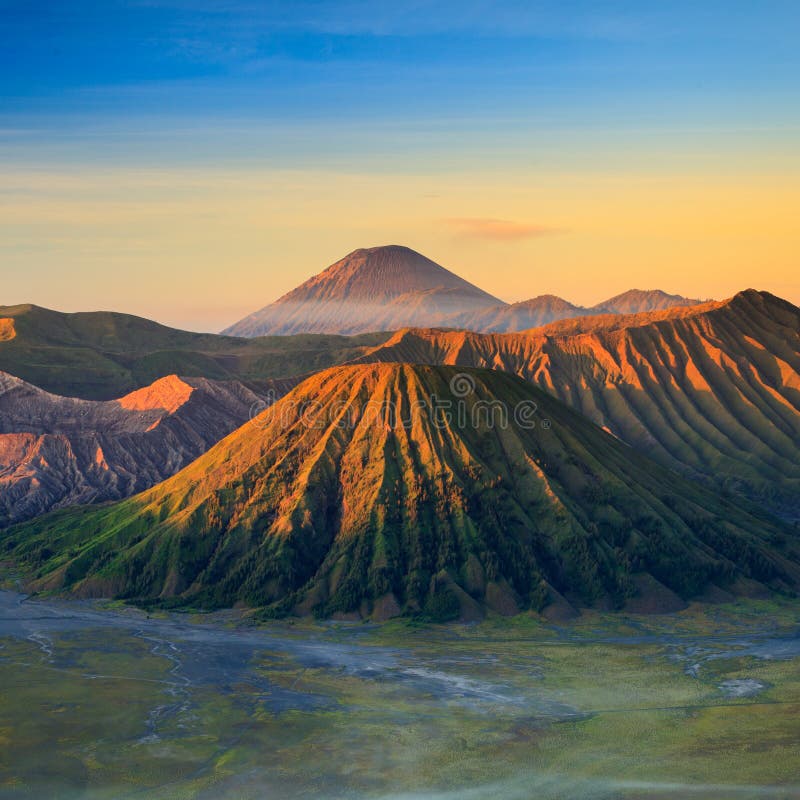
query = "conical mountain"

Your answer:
(5, 364), (798, 620)
(222, 246), (503, 336)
